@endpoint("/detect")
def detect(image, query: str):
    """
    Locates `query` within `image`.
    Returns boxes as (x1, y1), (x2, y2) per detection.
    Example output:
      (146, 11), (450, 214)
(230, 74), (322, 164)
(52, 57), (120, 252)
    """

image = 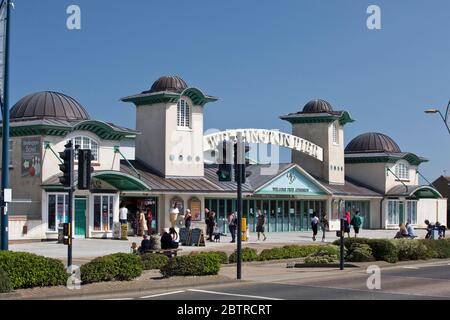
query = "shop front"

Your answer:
(120, 196), (158, 235)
